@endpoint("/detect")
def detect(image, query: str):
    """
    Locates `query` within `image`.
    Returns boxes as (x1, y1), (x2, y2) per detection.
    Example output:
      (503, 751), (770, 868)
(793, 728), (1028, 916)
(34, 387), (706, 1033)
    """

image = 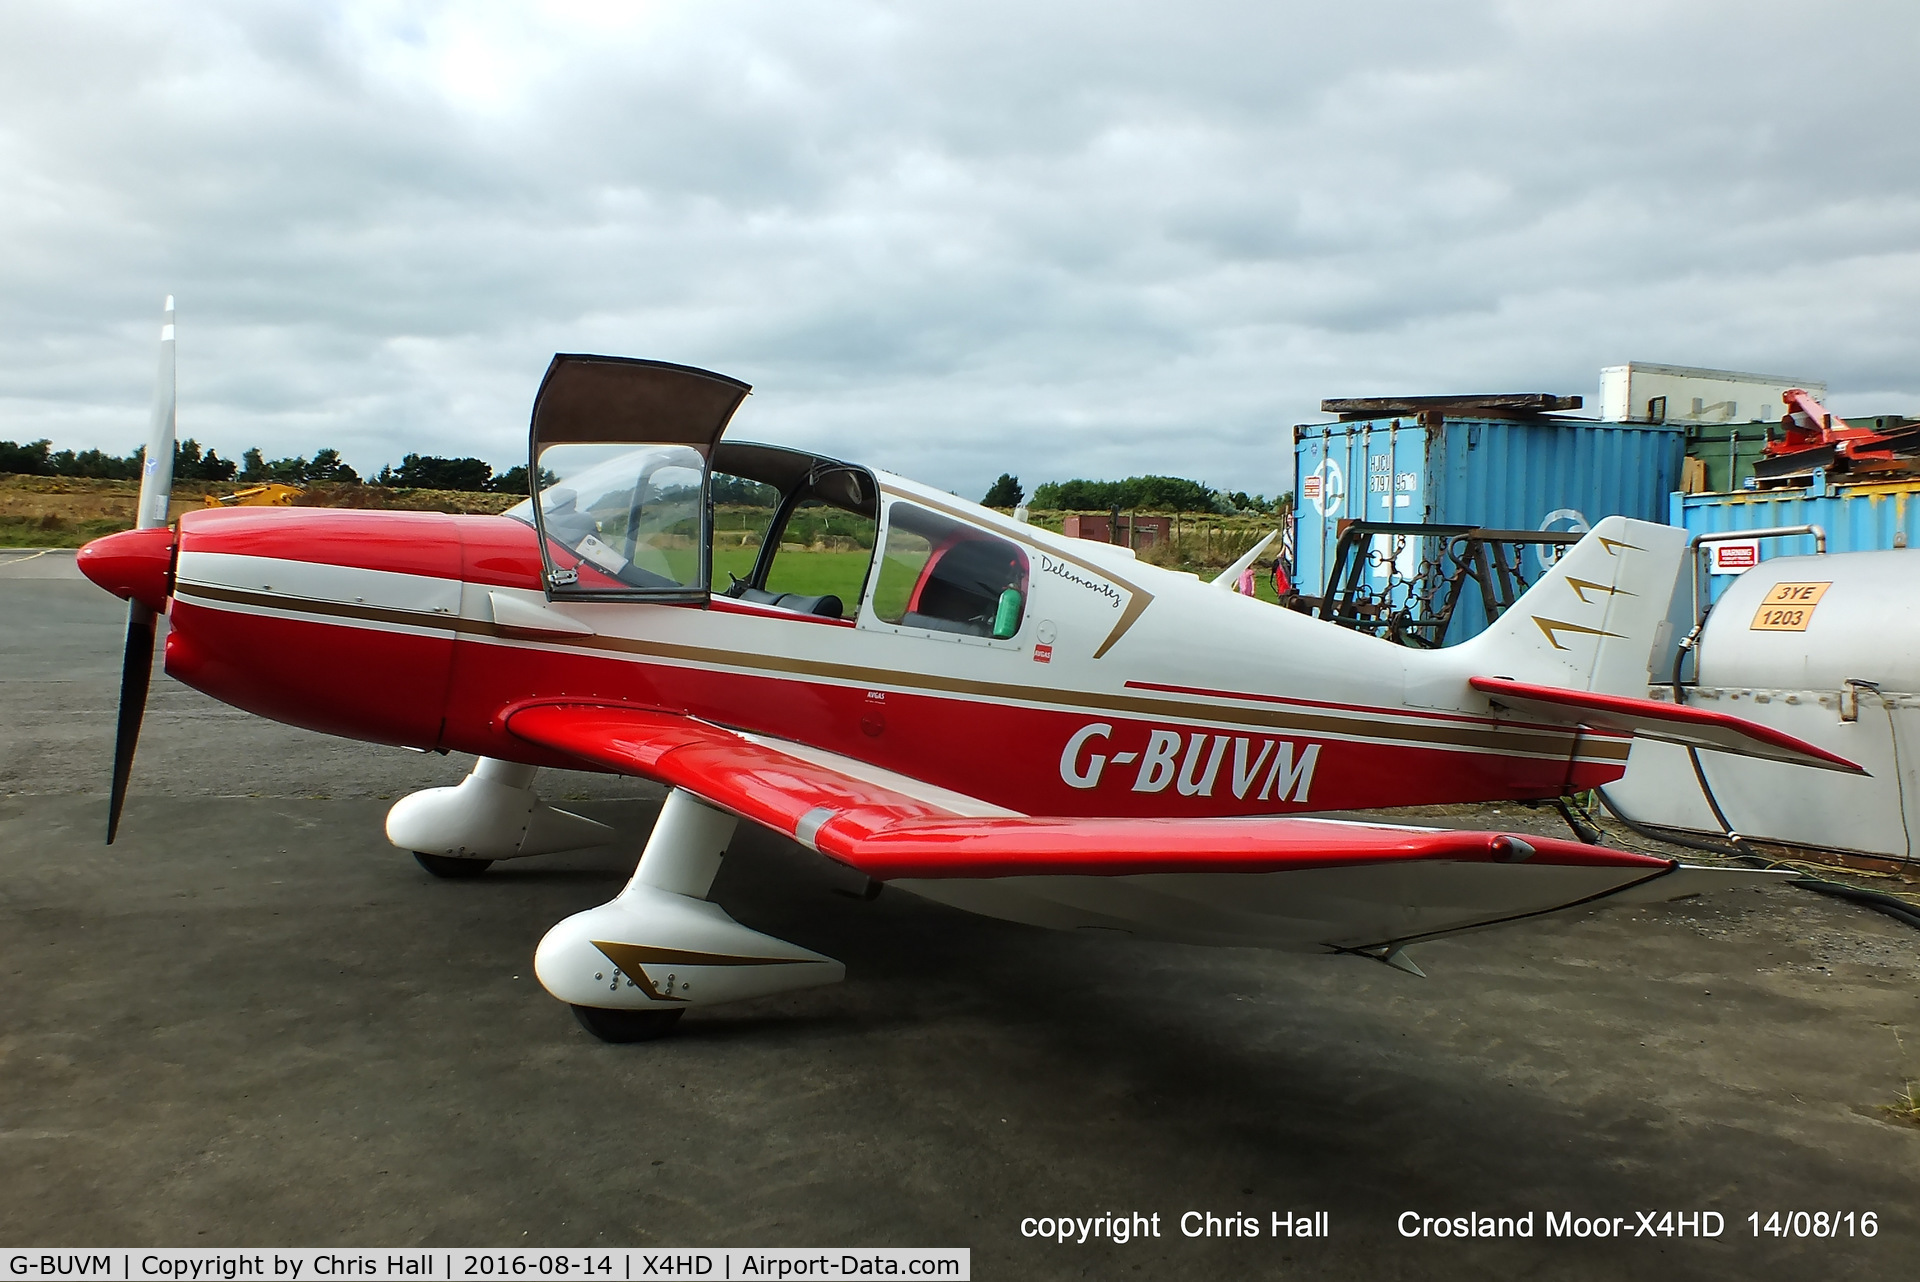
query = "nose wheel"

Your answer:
(571, 1005), (684, 1043)
(413, 851), (493, 878)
